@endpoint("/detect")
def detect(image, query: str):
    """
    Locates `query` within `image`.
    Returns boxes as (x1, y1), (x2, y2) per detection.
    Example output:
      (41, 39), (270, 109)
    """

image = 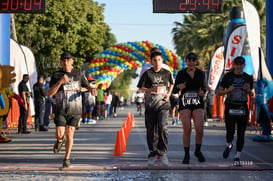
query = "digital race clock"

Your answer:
(153, 0), (223, 13)
(0, 0), (45, 13)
